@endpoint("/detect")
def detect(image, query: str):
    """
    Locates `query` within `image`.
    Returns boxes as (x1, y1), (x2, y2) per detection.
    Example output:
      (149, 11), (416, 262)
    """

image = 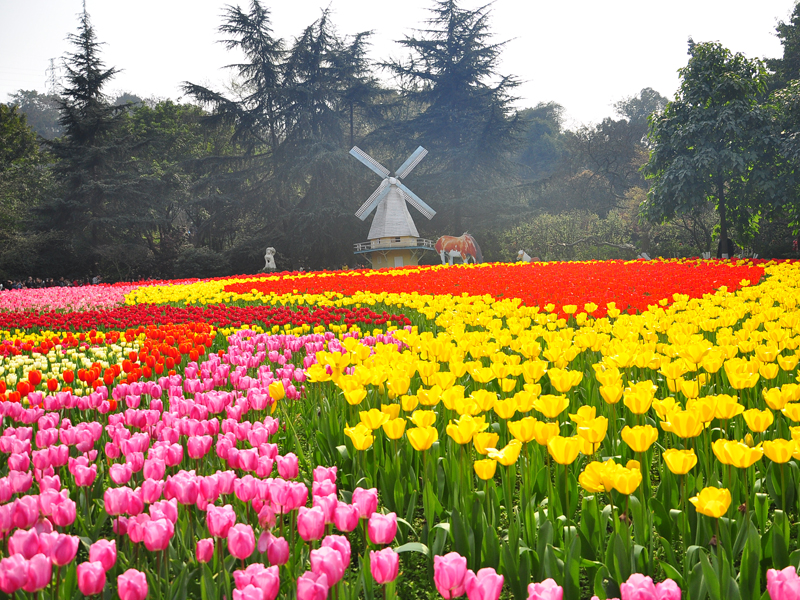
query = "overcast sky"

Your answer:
(0, 0), (795, 126)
